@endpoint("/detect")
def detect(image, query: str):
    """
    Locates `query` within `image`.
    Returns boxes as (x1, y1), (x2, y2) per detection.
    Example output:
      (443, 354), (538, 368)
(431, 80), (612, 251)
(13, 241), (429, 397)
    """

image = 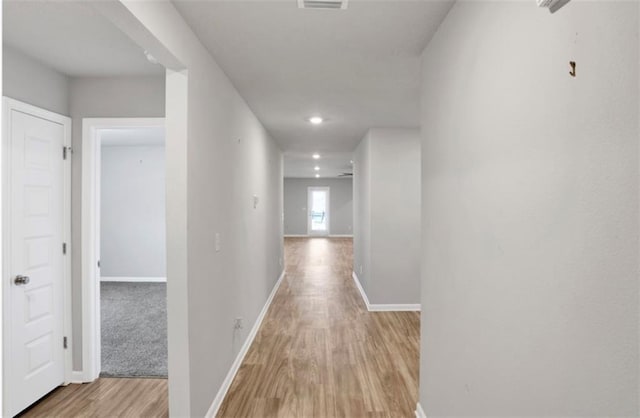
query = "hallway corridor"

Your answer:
(218, 237), (420, 417)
